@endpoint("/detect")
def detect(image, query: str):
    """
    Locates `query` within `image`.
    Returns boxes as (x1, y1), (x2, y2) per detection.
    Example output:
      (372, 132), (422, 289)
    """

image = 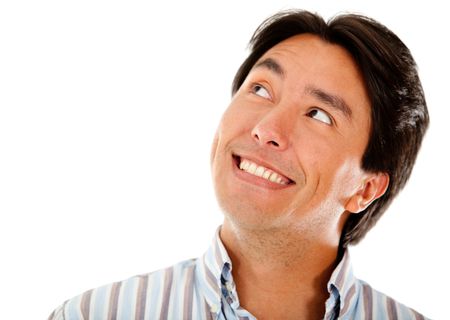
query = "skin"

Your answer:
(210, 34), (389, 319)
